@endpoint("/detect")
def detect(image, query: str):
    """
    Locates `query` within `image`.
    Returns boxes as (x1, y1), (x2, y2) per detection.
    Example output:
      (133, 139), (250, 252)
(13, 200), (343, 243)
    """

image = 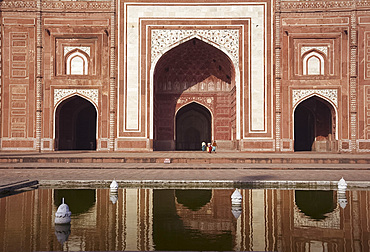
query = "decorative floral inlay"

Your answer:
(151, 29), (239, 65)
(301, 46), (328, 56)
(64, 46), (90, 56)
(54, 89), (98, 107)
(293, 89), (338, 108)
